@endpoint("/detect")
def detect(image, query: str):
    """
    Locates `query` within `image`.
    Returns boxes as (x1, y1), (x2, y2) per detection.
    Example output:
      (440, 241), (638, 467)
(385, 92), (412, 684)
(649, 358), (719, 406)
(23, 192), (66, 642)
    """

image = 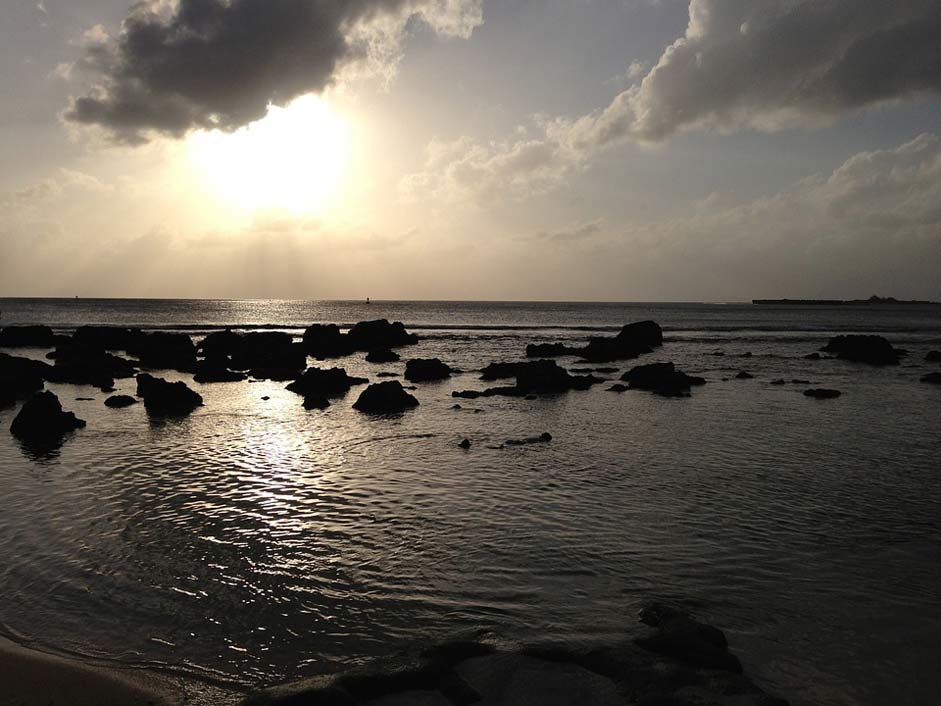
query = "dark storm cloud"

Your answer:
(65, 0), (480, 142)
